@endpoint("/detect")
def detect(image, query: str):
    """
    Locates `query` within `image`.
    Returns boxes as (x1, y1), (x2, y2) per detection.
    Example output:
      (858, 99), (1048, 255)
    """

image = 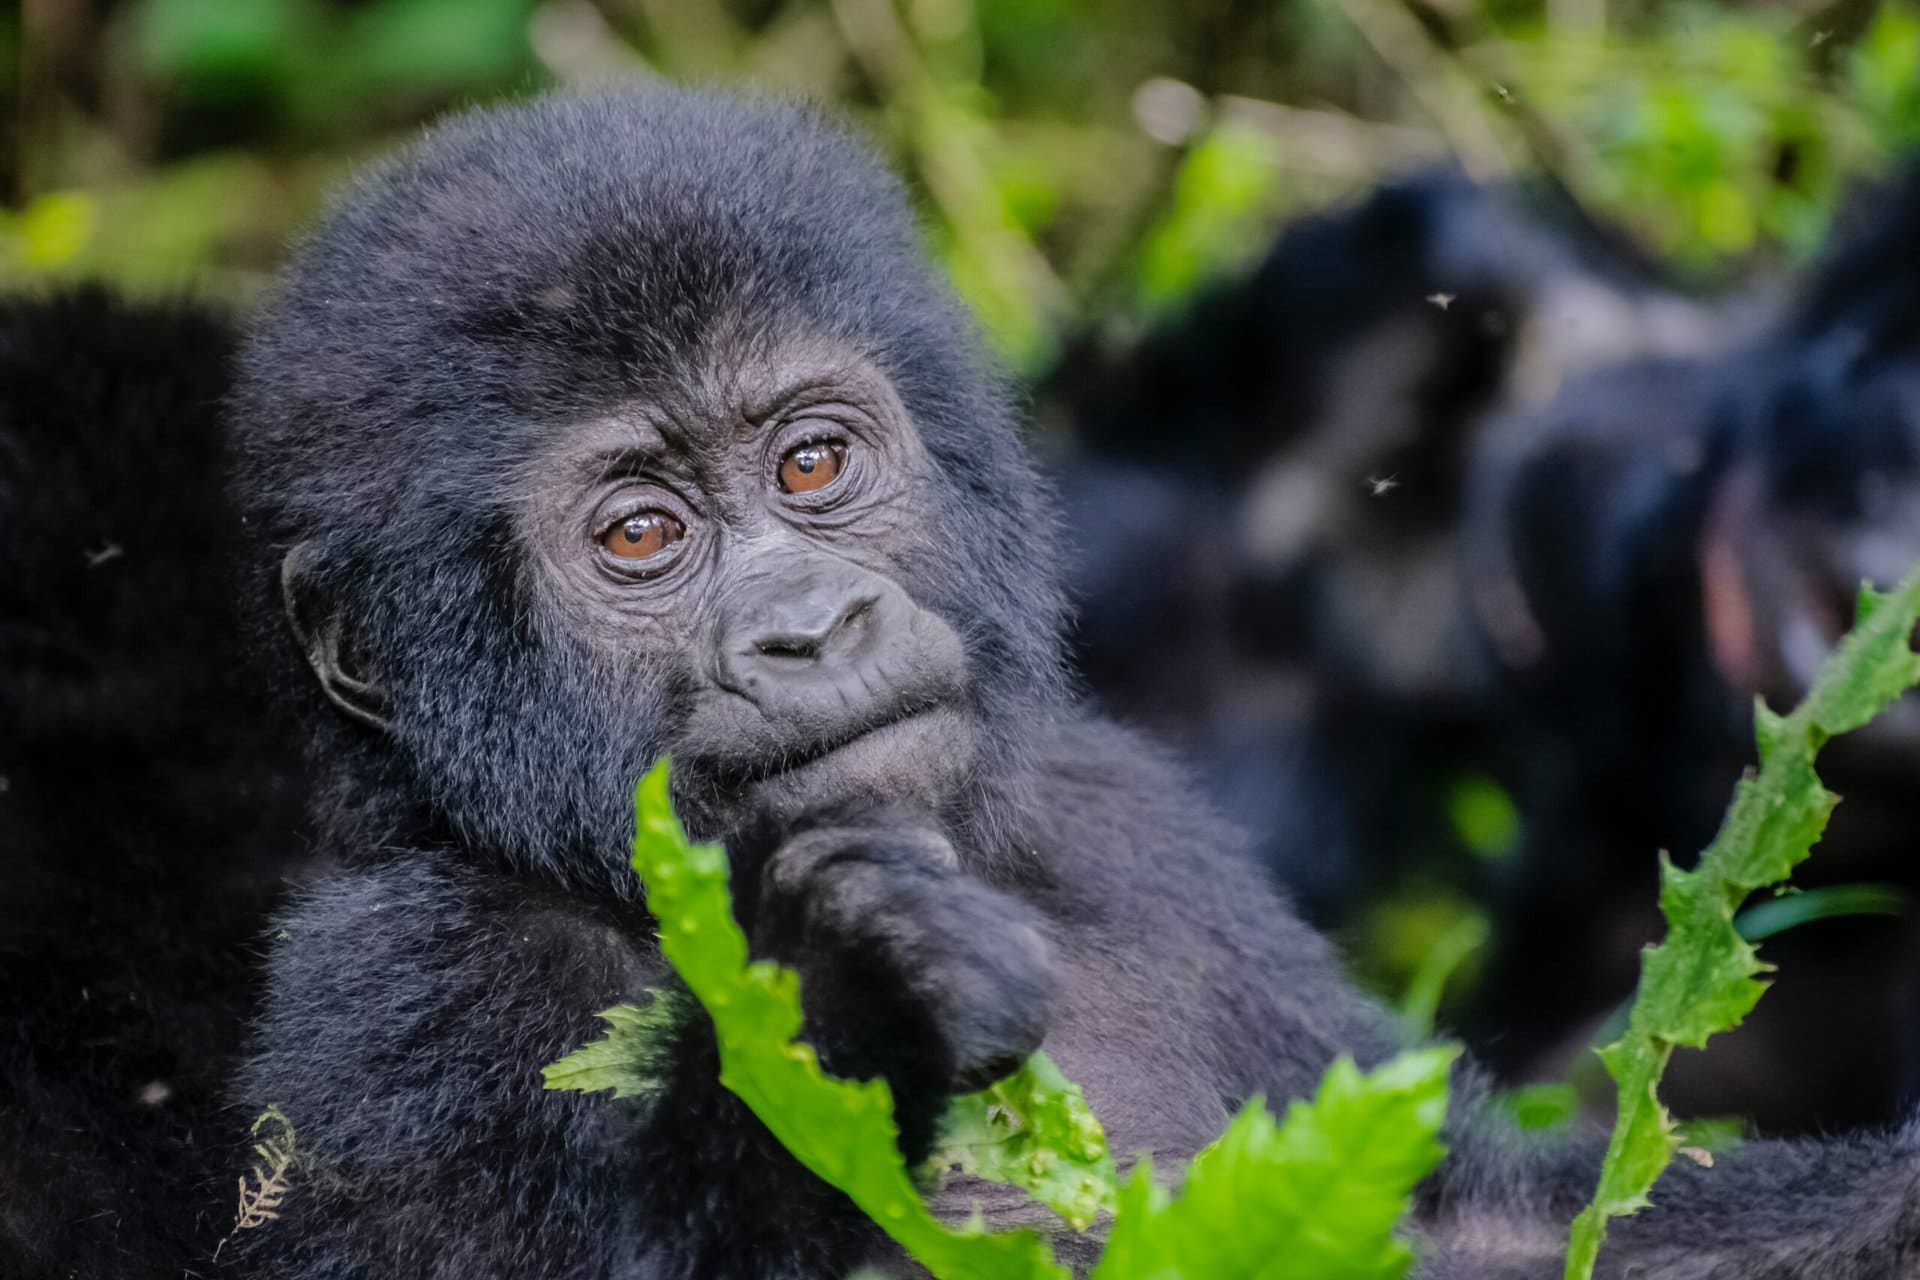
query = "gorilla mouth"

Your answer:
(689, 703), (978, 819)
(744, 703), (958, 783)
